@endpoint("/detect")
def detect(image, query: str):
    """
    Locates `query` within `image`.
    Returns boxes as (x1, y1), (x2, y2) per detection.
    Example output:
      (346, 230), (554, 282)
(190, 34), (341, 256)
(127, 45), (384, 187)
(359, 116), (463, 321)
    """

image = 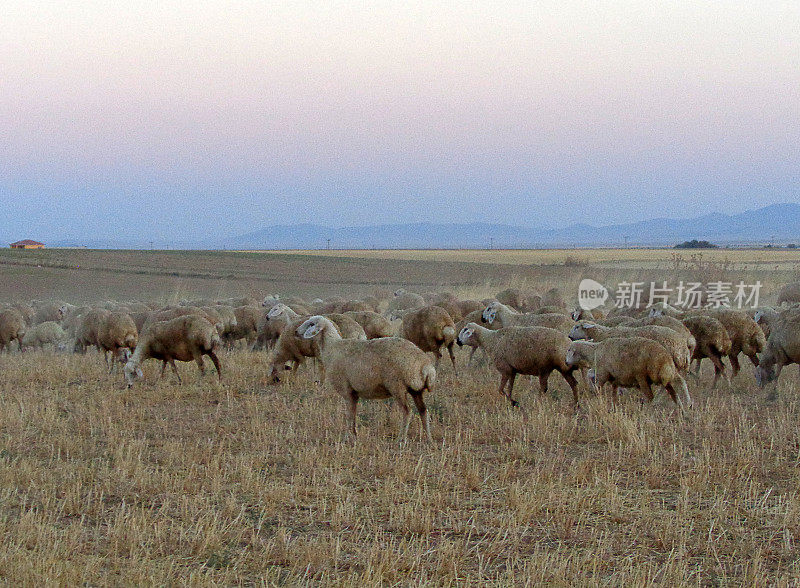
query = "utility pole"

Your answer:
(149, 241), (154, 250)
(326, 238), (331, 251)
(489, 237), (494, 250)
(624, 235), (630, 248)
